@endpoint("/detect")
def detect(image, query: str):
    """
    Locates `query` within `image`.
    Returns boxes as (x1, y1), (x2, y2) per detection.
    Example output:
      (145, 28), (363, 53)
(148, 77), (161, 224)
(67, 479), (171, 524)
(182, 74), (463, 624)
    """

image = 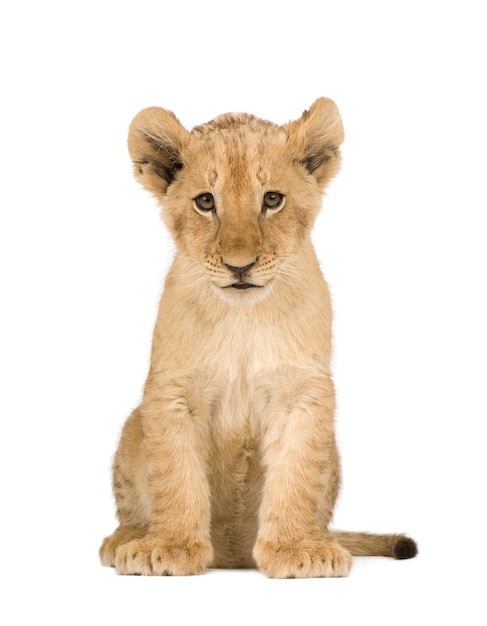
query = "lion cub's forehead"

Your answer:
(187, 113), (287, 186)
